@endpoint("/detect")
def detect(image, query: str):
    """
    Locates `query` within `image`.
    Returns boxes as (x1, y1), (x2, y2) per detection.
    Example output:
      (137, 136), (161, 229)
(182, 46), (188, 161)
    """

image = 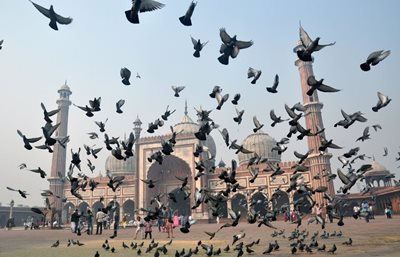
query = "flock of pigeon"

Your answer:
(2, 0), (398, 256)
